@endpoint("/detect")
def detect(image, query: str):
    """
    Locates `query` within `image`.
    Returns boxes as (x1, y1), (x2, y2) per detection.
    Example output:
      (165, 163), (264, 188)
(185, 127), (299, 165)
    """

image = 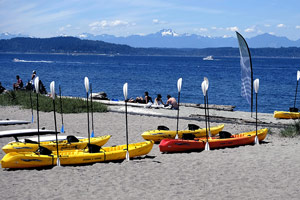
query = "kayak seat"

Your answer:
(67, 135), (79, 143)
(157, 125), (169, 130)
(182, 133), (195, 140)
(35, 146), (52, 155)
(289, 107), (299, 112)
(219, 131), (232, 139)
(88, 143), (101, 153)
(188, 124), (200, 130)
(24, 139), (39, 144)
